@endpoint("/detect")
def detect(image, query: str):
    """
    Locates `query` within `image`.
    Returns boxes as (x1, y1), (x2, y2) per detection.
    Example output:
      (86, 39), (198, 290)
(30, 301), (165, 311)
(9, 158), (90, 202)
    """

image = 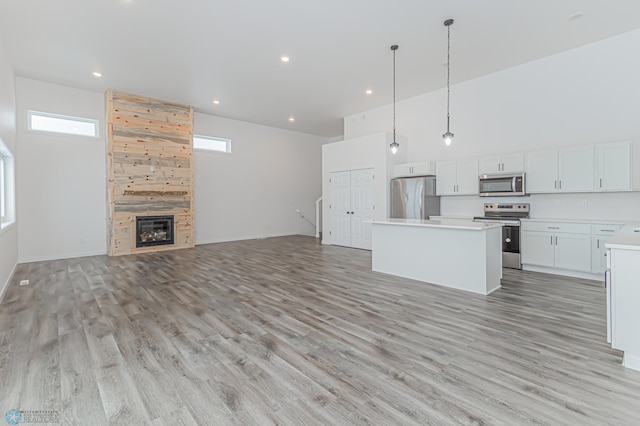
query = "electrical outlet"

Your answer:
(554, 199), (560, 206)
(20, 280), (29, 286)
(582, 199), (588, 207)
